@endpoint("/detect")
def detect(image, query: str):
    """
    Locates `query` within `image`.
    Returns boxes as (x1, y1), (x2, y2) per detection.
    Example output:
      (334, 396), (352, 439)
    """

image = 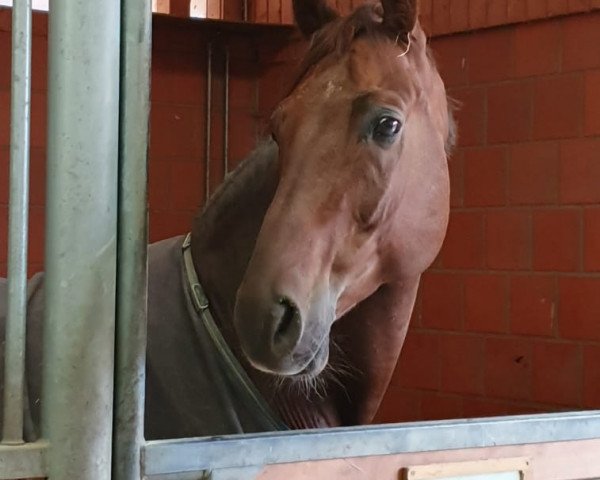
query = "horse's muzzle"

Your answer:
(234, 290), (330, 376)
